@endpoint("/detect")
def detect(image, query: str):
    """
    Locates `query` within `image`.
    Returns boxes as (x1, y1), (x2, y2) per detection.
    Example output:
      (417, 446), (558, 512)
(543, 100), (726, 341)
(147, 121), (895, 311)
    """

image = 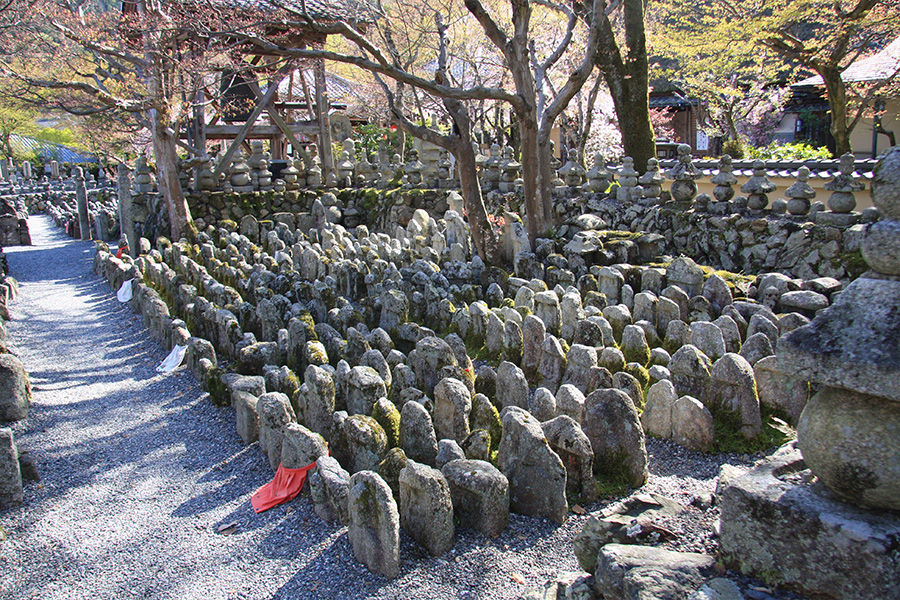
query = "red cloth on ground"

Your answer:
(251, 462), (317, 513)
